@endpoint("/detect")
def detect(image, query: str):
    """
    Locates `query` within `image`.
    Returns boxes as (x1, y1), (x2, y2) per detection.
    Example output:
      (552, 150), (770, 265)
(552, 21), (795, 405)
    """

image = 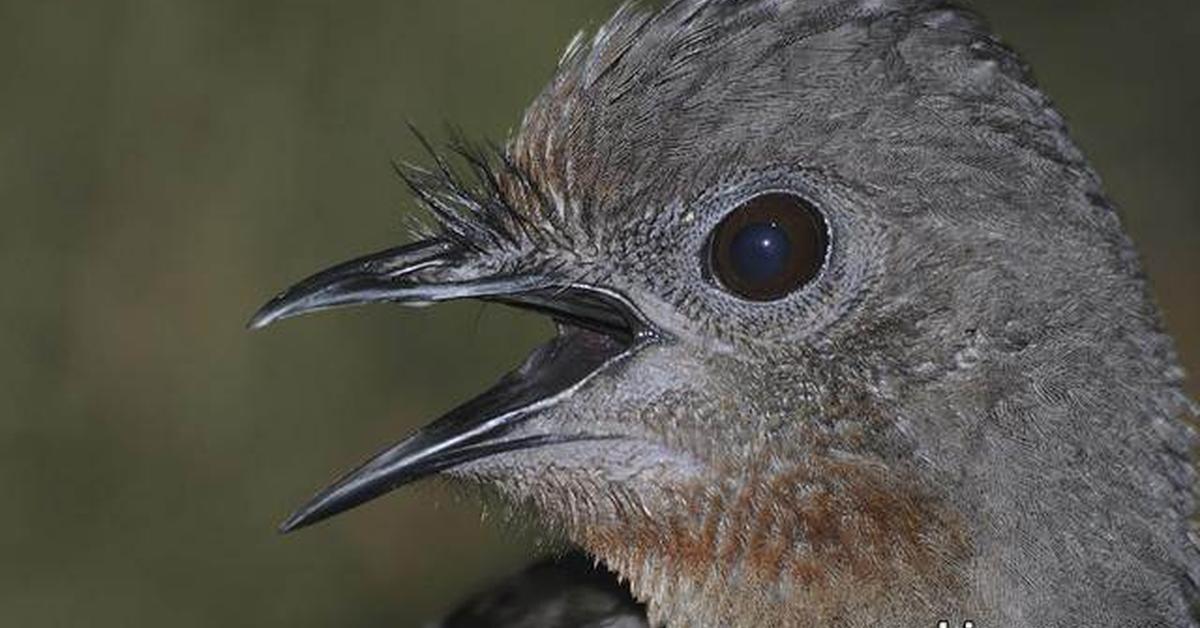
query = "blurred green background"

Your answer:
(1, 1), (1196, 626)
